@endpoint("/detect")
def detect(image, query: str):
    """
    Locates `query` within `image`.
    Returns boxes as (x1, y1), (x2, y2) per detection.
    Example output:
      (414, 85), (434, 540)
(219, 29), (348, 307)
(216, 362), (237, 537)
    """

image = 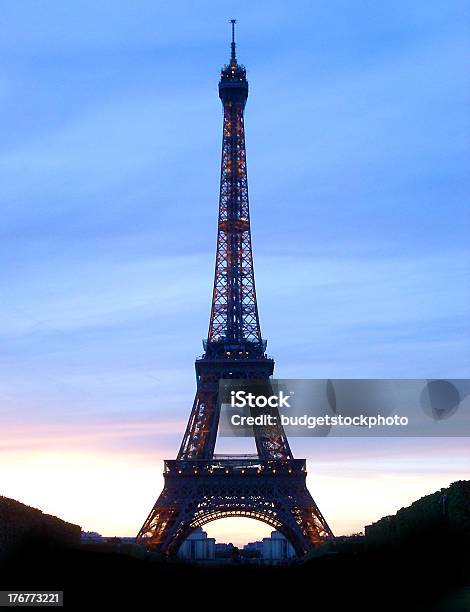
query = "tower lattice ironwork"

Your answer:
(137, 21), (333, 557)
